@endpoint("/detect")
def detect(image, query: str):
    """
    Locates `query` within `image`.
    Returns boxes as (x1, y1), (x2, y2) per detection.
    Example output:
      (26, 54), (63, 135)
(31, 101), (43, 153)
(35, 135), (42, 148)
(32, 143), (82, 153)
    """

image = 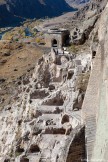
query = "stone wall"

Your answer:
(45, 33), (62, 47)
(45, 30), (70, 48)
(81, 47), (101, 161)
